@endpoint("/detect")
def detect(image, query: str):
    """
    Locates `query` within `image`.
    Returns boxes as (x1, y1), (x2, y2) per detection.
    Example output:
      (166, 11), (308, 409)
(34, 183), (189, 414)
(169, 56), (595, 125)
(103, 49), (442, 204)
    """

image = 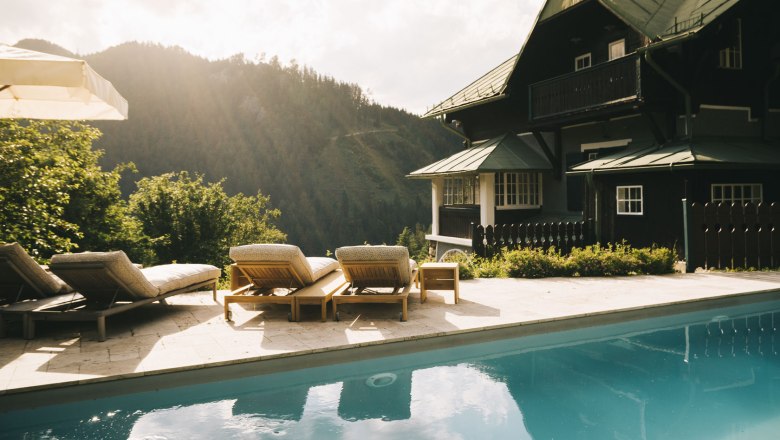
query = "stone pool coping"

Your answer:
(1, 272), (779, 407)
